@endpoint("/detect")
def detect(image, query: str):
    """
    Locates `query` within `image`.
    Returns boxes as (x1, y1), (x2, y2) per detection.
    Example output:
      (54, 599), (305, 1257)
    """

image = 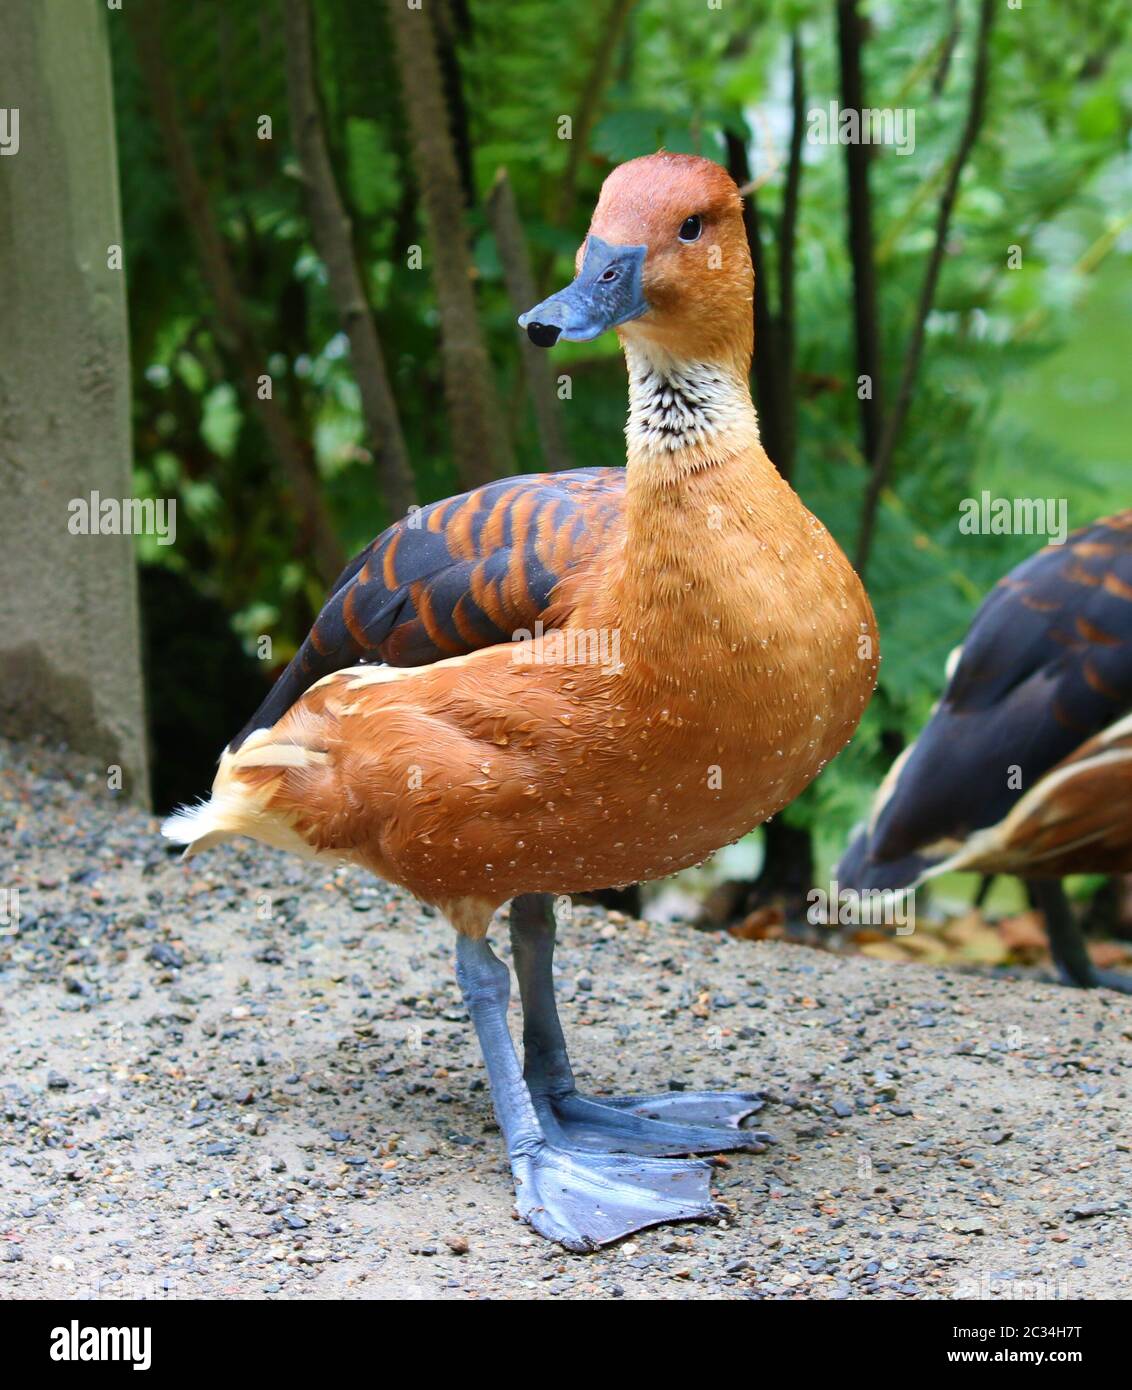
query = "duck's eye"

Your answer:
(678, 214), (703, 243)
